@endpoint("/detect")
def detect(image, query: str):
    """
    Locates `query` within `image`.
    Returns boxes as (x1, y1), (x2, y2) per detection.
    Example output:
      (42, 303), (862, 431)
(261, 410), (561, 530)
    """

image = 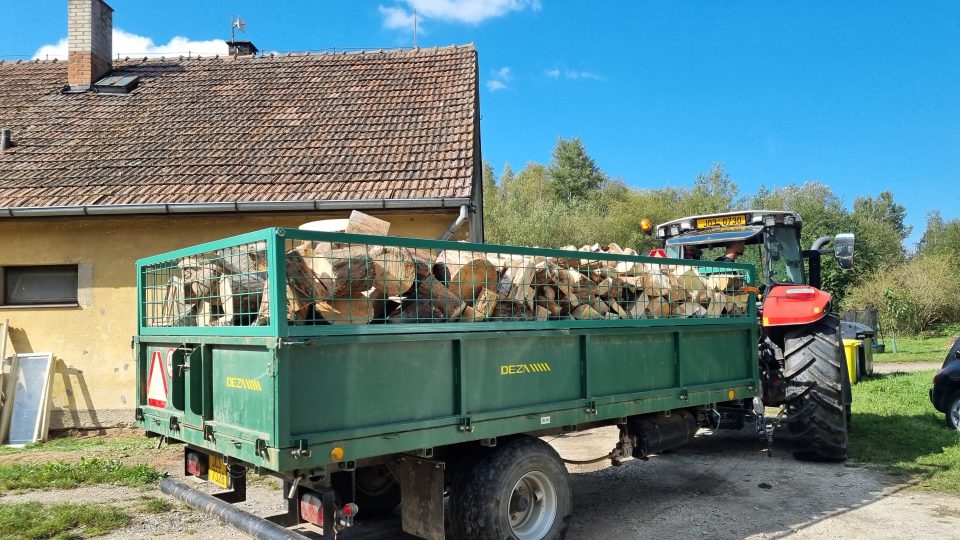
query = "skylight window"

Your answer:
(93, 75), (140, 94)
